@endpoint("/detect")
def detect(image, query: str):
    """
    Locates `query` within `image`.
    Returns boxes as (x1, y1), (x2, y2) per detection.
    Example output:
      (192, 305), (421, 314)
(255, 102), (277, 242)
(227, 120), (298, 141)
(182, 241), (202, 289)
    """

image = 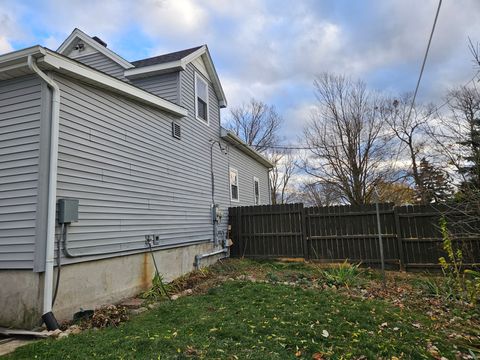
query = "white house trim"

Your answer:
(253, 176), (260, 205)
(0, 47), (188, 117)
(43, 50), (187, 116)
(57, 28), (134, 69)
(230, 168), (239, 202)
(195, 72), (209, 125)
(124, 45), (227, 108)
(220, 128), (274, 168)
(124, 60), (185, 79)
(201, 49), (227, 108)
